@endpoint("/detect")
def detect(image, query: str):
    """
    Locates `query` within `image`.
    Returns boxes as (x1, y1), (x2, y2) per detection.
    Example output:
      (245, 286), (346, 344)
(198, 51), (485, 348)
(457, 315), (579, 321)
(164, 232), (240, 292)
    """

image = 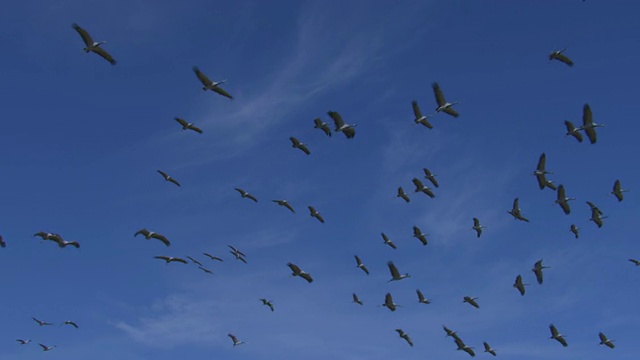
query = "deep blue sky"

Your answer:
(0, 0), (638, 359)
